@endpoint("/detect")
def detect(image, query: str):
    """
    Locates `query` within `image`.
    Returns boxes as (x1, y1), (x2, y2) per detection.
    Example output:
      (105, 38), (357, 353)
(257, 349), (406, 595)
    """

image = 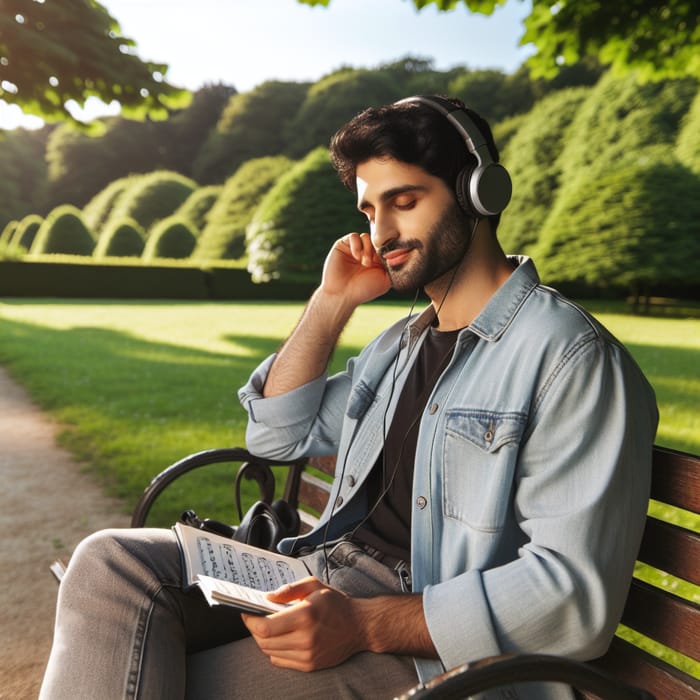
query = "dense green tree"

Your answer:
(193, 81), (309, 184)
(449, 68), (532, 124)
(30, 204), (95, 255)
(524, 72), (698, 294)
(676, 86), (700, 174)
(535, 148), (700, 302)
(45, 118), (172, 208)
(46, 84), (232, 208)
(164, 83), (236, 177)
(0, 0), (188, 123)
(284, 68), (402, 158)
(491, 111), (528, 151)
(93, 217), (145, 257)
(142, 216), (197, 260)
(300, 0), (700, 82)
(194, 156), (293, 261)
(0, 126), (50, 230)
(538, 72), (696, 222)
(535, 57), (604, 96)
(375, 56), (462, 97)
(103, 171), (196, 234)
(174, 186), (222, 232)
(247, 147), (365, 283)
(497, 87), (589, 255)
